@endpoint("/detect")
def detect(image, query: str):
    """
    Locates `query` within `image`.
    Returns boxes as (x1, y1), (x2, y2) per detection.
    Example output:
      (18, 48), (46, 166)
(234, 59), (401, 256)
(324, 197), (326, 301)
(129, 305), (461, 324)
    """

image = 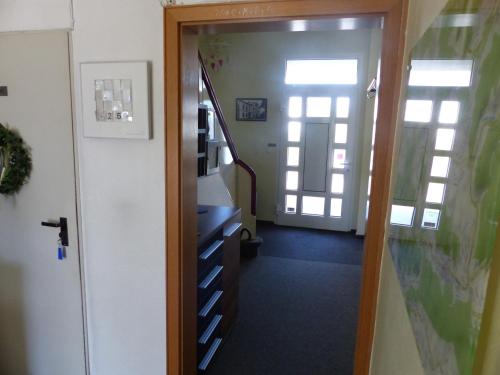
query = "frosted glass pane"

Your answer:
(288, 121), (301, 142)
(404, 100), (433, 122)
(285, 59), (358, 85)
(332, 149), (346, 169)
(439, 101), (460, 124)
(330, 198), (342, 217)
(408, 59), (473, 87)
(335, 123), (348, 144)
(390, 205), (415, 226)
(287, 147), (300, 167)
(426, 182), (446, 204)
(286, 171), (299, 191)
(430, 156), (451, 178)
(288, 97), (302, 118)
(302, 196), (325, 216)
(285, 195), (297, 214)
(422, 208), (441, 229)
(306, 97), (331, 117)
(331, 174), (344, 194)
(435, 128), (455, 151)
(336, 97), (350, 118)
